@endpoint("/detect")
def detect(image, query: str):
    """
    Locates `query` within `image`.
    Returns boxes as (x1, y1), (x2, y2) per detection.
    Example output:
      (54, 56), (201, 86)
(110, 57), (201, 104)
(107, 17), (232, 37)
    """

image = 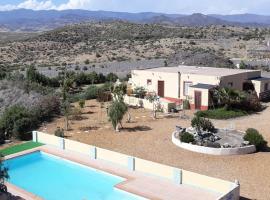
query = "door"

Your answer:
(194, 91), (202, 110)
(158, 81), (164, 97)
